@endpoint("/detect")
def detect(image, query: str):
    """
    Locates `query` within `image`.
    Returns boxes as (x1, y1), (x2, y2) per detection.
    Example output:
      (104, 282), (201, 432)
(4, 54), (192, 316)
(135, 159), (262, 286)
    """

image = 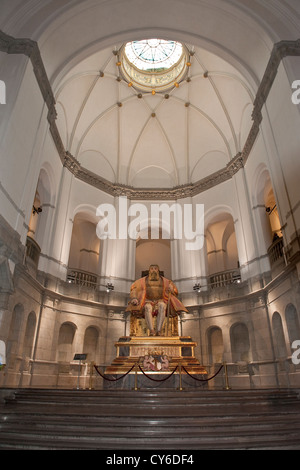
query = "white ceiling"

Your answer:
(55, 42), (254, 189)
